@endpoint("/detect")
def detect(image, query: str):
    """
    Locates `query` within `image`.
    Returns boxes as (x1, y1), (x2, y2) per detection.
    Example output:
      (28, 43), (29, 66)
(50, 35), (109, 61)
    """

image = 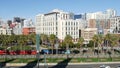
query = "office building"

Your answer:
(36, 9), (86, 41)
